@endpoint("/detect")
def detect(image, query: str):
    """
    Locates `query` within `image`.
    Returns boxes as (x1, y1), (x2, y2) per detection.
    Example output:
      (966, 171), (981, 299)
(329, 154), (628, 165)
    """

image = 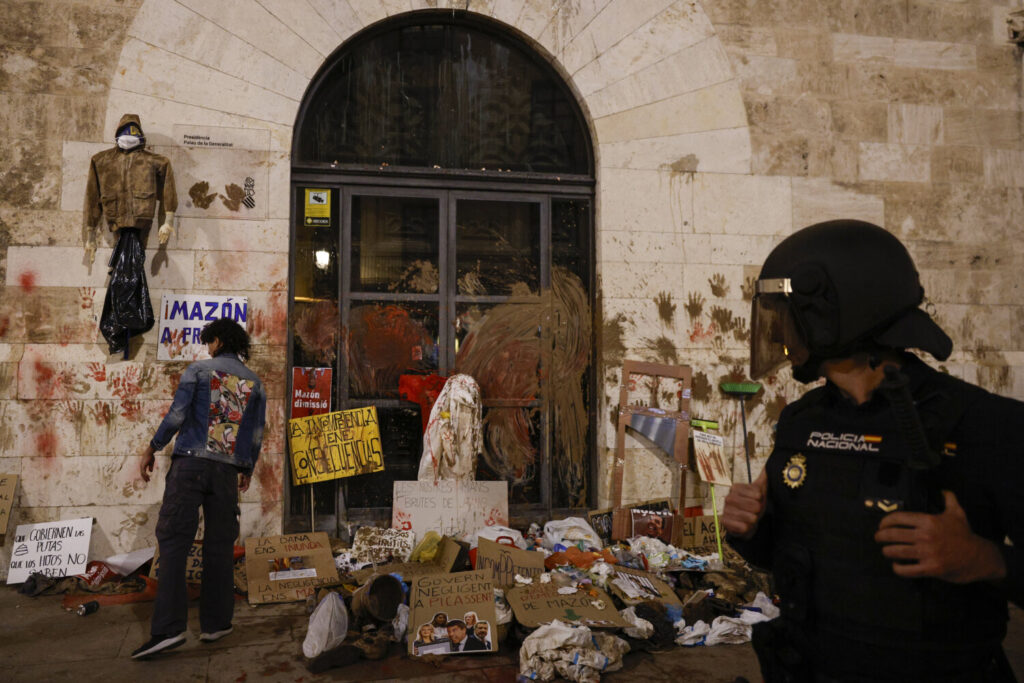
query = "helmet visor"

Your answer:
(750, 284), (810, 379)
